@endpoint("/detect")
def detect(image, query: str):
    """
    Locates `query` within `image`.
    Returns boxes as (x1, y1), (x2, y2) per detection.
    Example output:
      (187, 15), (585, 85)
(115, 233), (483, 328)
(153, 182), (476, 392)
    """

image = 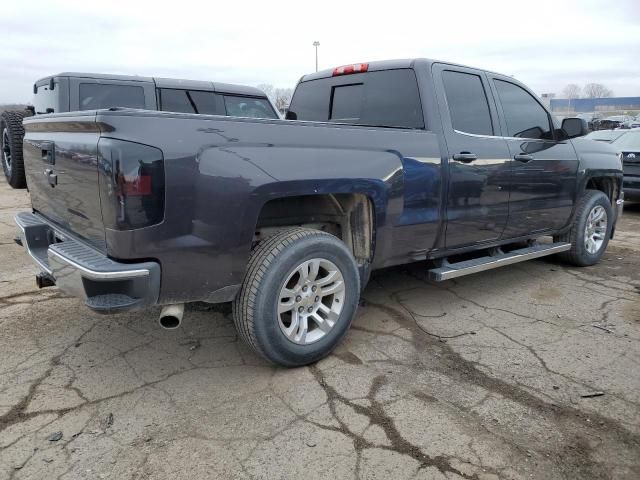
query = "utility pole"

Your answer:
(313, 41), (320, 72)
